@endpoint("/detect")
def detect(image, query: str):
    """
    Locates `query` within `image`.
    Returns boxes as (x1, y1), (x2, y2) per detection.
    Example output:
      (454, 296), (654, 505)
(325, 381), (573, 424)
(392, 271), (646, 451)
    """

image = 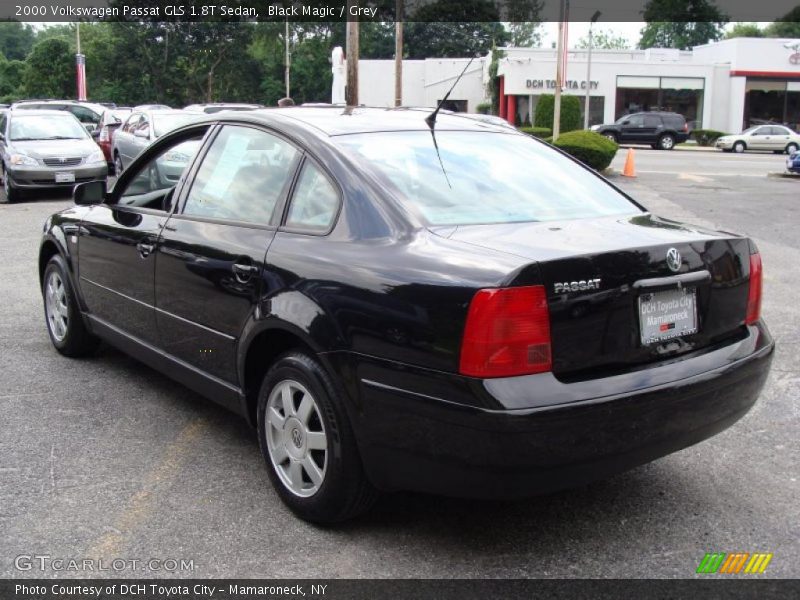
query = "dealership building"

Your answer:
(359, 37), (800, 133)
